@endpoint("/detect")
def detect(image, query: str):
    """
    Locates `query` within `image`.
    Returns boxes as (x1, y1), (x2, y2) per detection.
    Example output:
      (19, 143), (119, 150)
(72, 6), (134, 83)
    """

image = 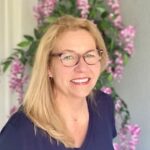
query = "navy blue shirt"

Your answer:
(0, 91), (116, 150)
